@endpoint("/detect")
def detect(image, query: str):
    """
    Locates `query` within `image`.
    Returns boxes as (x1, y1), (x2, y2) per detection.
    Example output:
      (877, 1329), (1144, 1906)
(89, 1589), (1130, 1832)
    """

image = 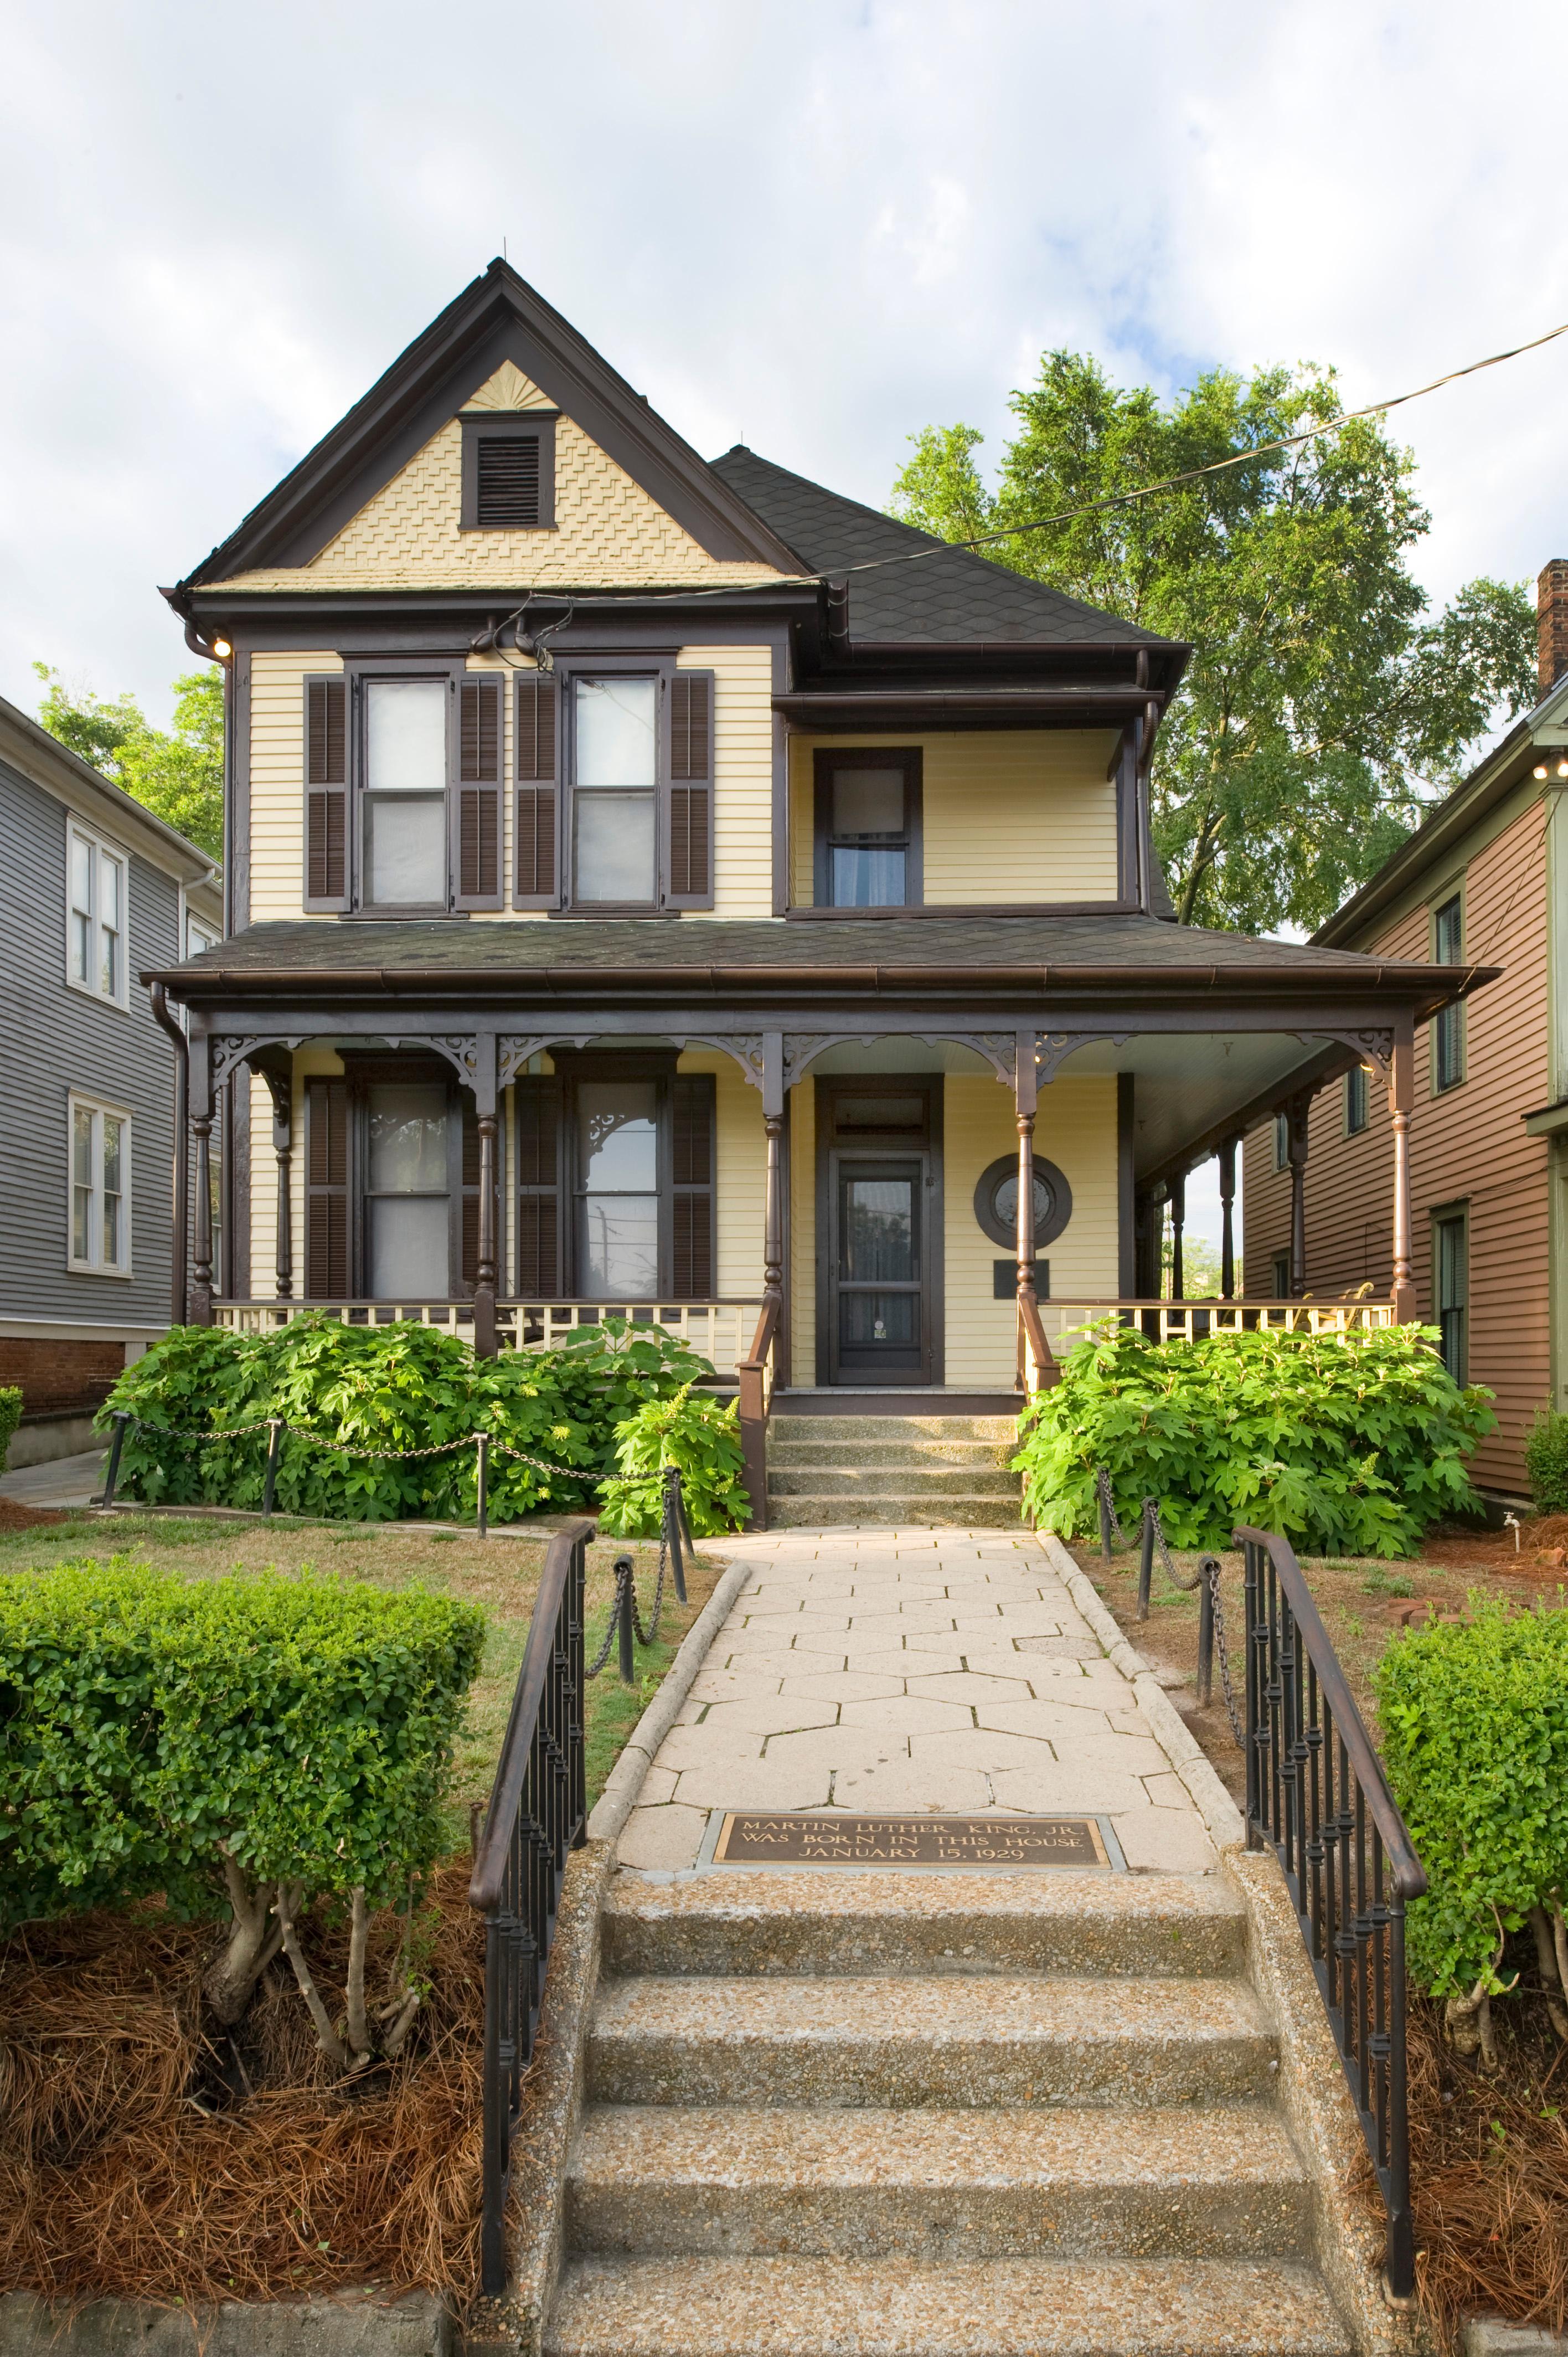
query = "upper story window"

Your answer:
(460, 413), (558, 531)
(303, 668), (506, 918)
(1432, 891), (1465, 1091)
(574, 677), (658, 904)
(1344, 1063), (1370, 1135)
(67, 824), (128, 1007)
(813, 749), (922, 907)
(69, 1093), (131, 1275)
